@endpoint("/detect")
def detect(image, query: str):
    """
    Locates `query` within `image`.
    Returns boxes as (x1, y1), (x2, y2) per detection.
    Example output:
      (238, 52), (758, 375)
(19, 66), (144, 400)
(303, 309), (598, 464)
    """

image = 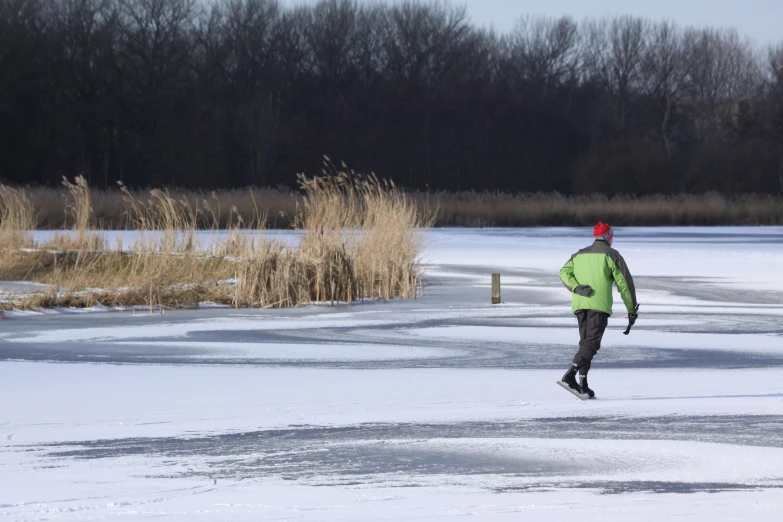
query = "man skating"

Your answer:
(558, 222), (638, 399)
